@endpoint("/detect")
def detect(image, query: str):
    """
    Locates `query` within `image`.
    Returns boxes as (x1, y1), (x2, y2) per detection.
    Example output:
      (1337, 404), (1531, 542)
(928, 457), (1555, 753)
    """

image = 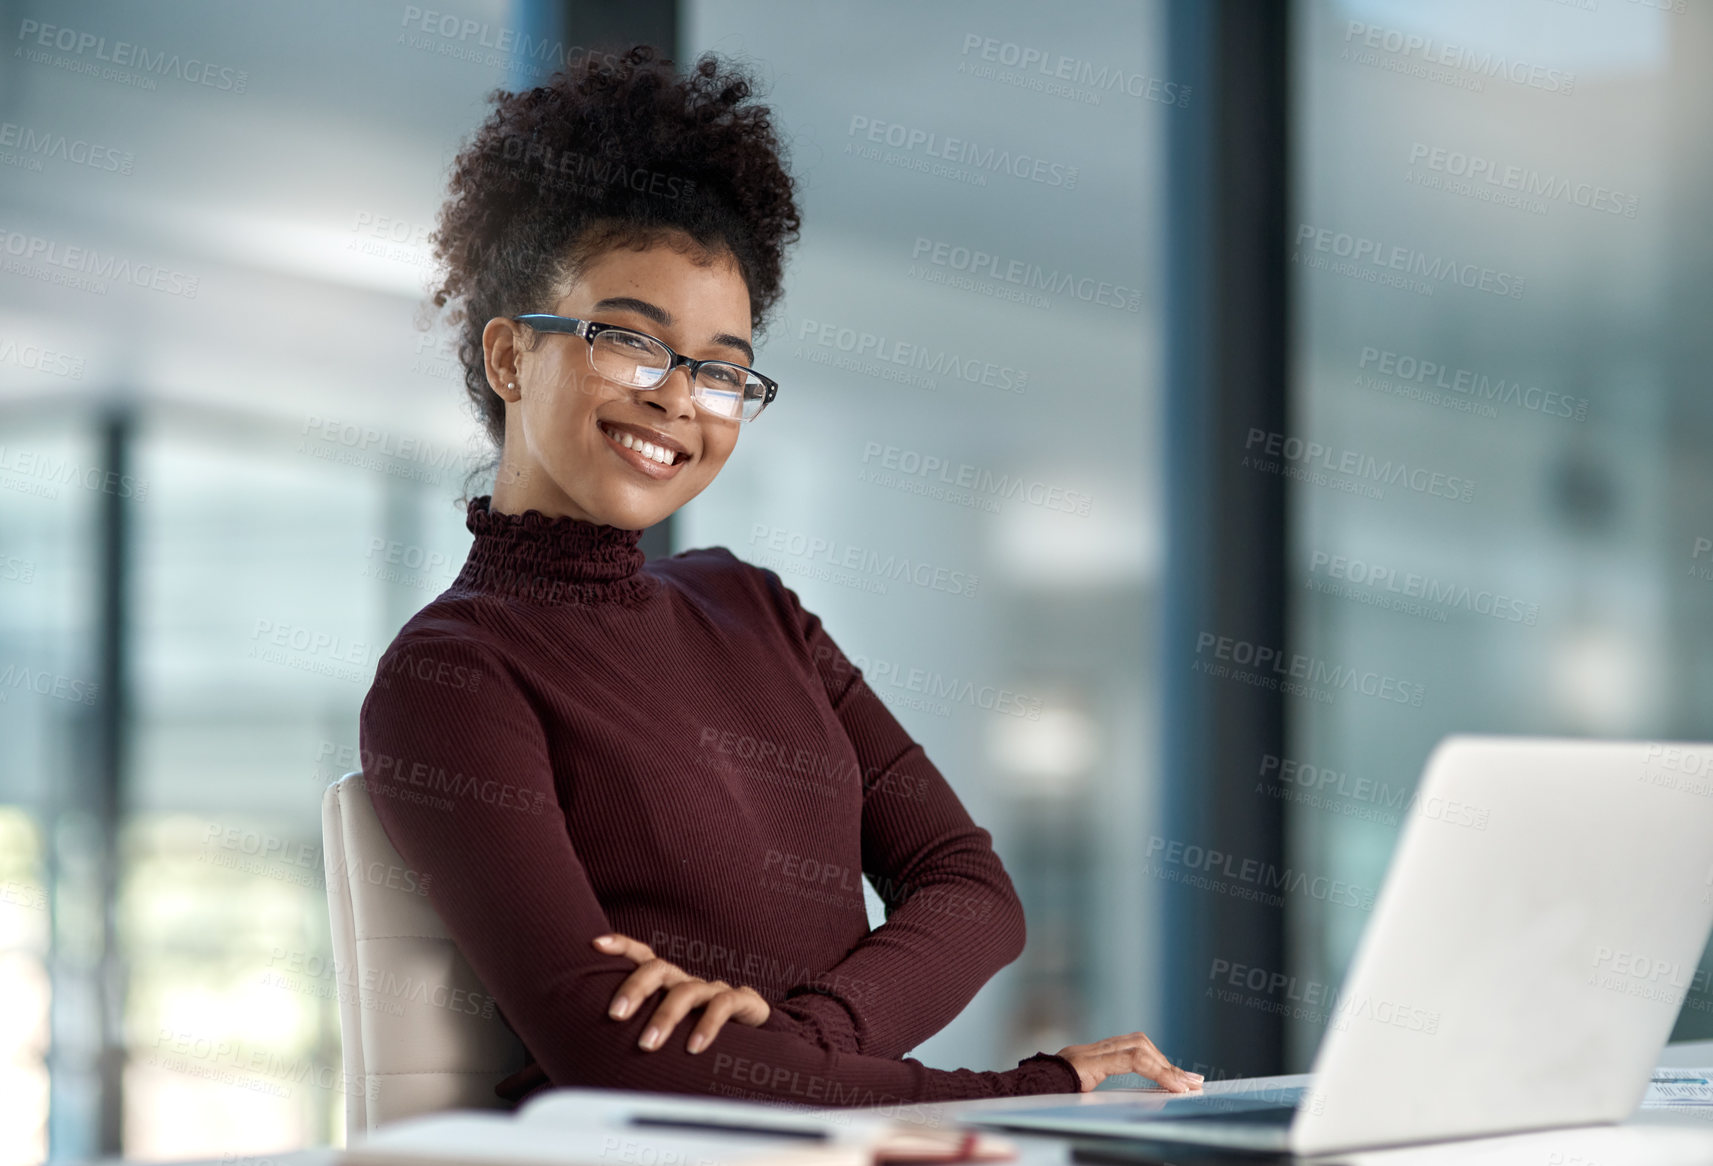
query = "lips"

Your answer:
(596, 419), (690, 480)
(597, 419), (691, 464)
